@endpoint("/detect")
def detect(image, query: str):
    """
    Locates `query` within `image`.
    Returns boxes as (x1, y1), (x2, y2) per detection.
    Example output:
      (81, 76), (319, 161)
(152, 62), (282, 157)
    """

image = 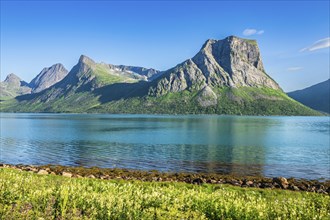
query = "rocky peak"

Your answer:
(30, 63), (68, 93)
(195, 36), (265, 74)
(149, 36), (281, 96)
(4, 73), (21, 85)
(3, 73), (30, 87)
(79, 55), (95, 66)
